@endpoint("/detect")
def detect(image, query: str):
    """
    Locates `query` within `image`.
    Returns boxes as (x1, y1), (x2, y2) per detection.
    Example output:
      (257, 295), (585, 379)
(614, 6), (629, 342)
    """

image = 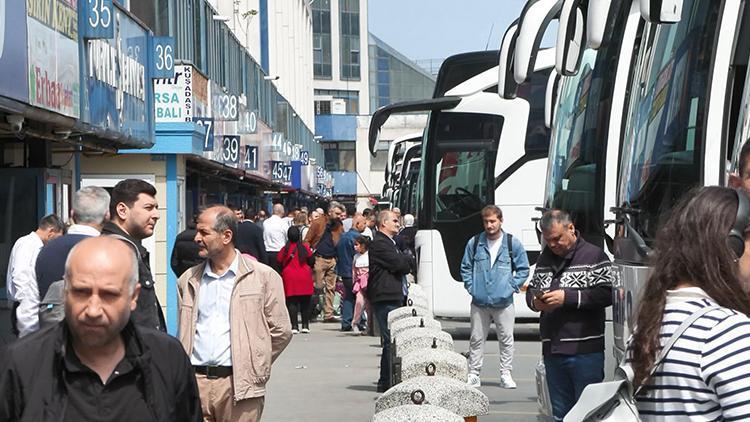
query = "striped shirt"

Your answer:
(635, 288), (750, 421)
